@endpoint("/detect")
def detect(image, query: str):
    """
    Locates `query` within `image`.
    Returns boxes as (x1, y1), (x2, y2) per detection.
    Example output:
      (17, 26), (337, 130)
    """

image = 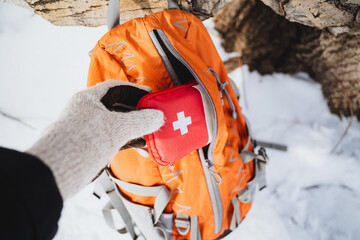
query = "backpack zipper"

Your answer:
(198, 148), (223, 234)
(149, 29), (223, 234)
(209, 68), (237, 120)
